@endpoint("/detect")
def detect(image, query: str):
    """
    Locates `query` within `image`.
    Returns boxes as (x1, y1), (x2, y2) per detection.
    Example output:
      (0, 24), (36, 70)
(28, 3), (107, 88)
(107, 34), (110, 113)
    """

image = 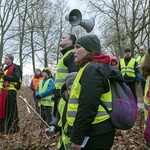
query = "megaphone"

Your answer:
(65, 9), (95, 33)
